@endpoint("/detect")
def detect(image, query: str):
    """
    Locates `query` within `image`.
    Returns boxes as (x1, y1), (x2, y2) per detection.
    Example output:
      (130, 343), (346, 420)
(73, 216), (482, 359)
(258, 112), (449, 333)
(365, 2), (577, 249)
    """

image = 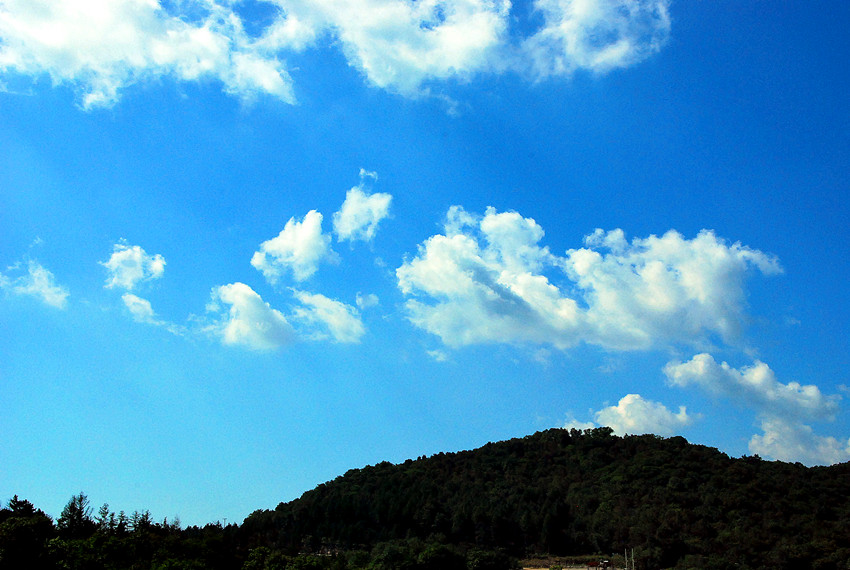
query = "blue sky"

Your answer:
(1, 0), (849, 526)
